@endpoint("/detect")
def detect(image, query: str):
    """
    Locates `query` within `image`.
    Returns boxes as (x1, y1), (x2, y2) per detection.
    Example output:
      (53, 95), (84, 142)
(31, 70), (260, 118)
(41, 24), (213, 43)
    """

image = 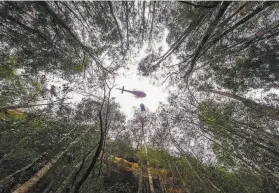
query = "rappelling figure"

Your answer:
(140, 103), (146, 111)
